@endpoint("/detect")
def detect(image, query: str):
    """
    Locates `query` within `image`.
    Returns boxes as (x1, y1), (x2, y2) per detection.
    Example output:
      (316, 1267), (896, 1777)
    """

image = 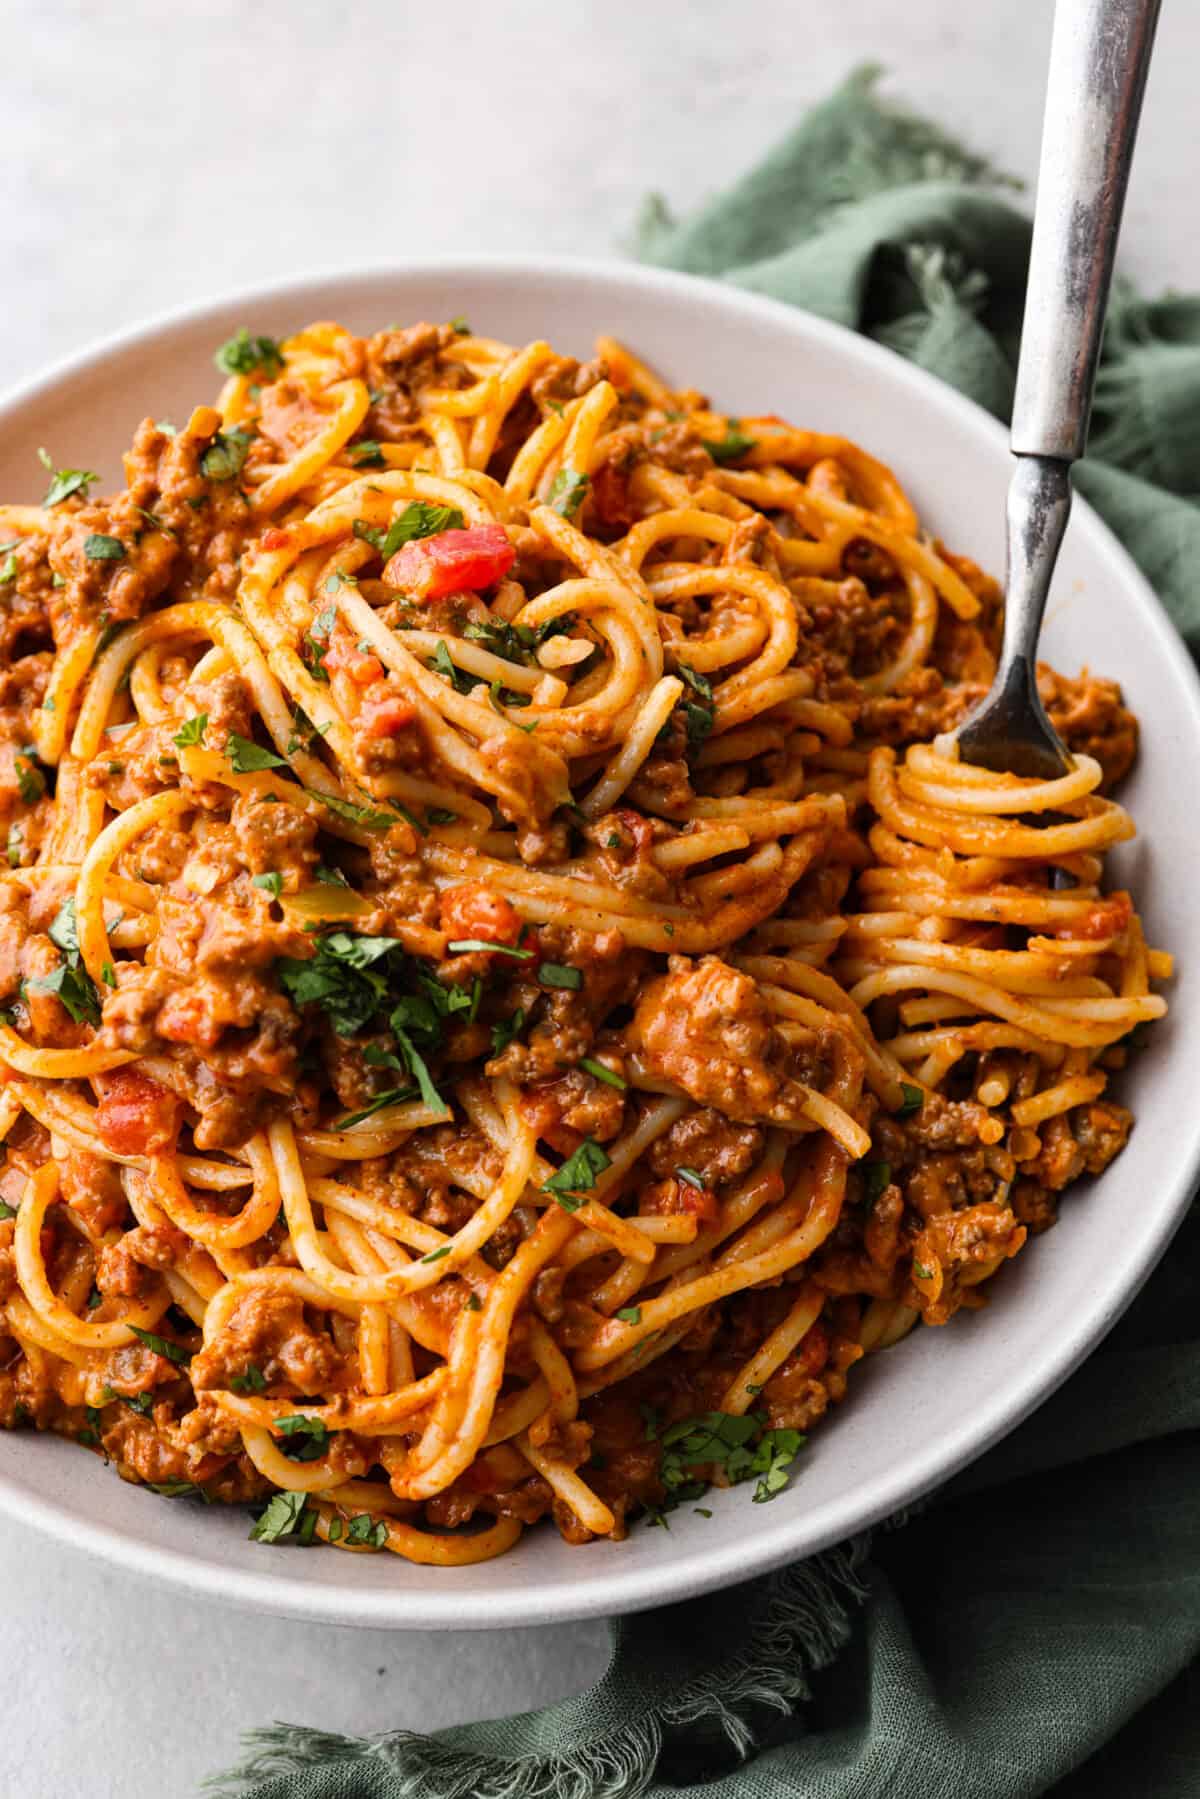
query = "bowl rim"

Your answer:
(3, 252), (1199, 1631)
